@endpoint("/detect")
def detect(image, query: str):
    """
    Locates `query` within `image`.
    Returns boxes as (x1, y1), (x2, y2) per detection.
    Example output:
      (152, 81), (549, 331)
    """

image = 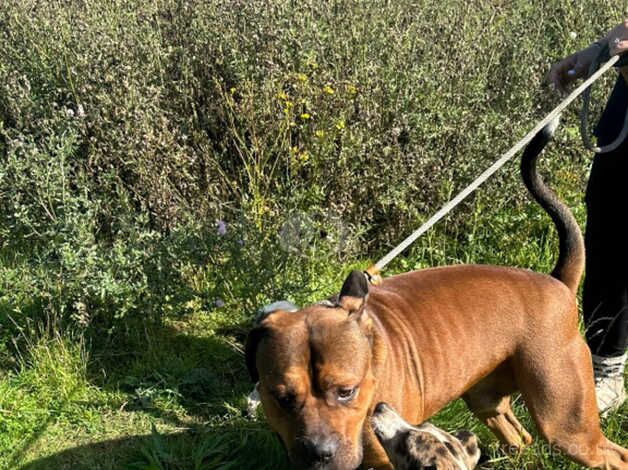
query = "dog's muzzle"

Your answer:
(291, 433), (361, 470)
